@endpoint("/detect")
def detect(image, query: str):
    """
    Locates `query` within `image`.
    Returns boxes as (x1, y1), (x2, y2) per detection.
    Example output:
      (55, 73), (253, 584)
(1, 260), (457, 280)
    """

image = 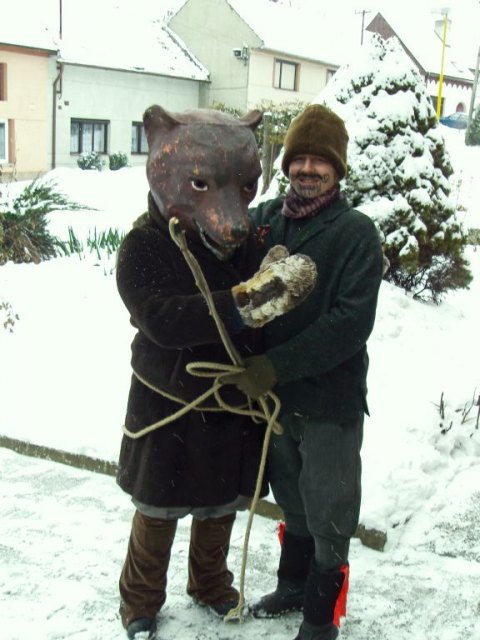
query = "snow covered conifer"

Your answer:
(320, 34), (472, 302)
(269, 33), (472, 302)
